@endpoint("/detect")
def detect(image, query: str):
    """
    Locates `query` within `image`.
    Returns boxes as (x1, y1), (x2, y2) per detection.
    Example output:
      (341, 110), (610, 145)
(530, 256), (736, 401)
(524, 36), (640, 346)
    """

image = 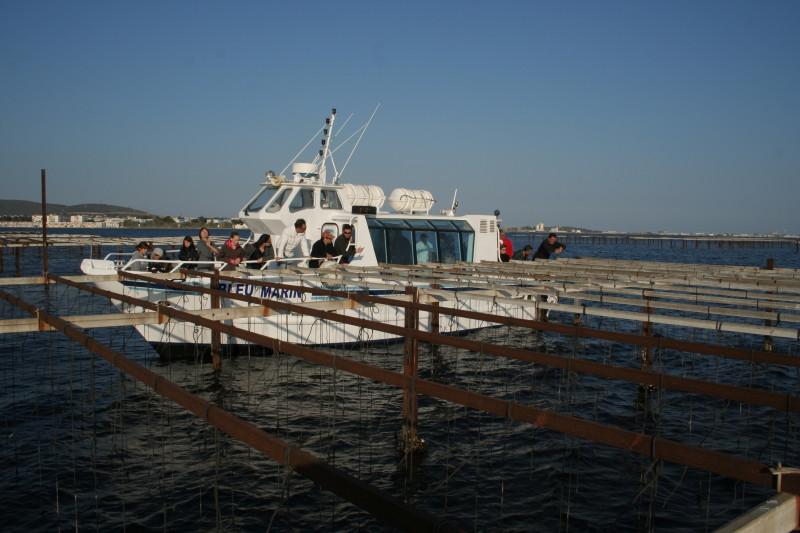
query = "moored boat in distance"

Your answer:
(81, 108), (529, 351)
